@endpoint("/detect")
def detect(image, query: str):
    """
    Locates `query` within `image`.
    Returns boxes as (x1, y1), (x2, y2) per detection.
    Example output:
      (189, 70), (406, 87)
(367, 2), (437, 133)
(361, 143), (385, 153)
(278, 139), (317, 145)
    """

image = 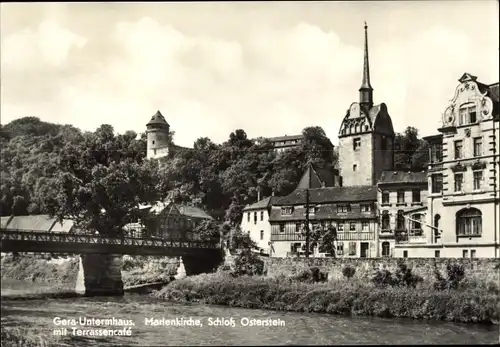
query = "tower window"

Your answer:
(152, 140), (155, 145)
(353, 164), (357, 171)
(353, 138), (361, 150)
